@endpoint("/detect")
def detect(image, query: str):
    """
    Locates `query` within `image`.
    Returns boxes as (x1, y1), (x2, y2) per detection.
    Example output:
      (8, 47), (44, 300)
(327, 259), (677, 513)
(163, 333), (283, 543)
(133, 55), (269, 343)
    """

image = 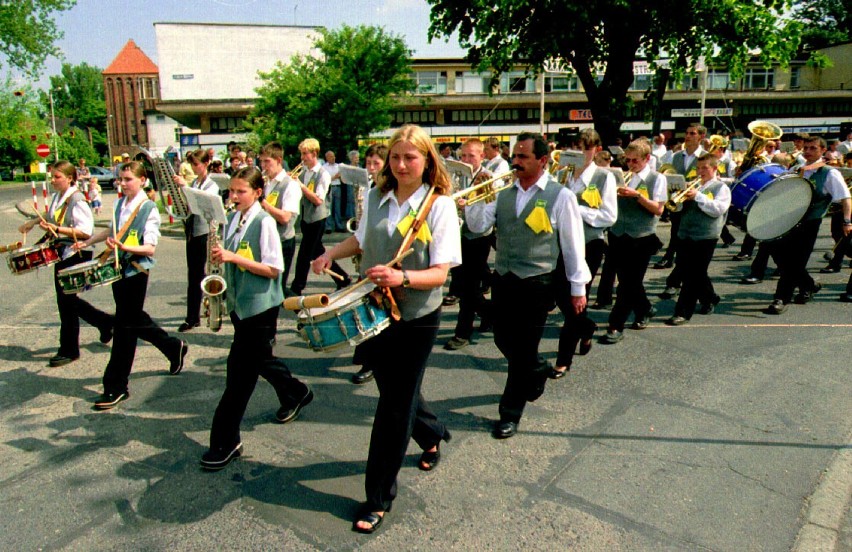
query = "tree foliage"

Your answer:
(0, 0), (76, 78)
(791, 0), (851, 50)
(0, 77), (49, 169)
(427, 0), (803, 142)
(43, 62), (107, 132)
(252, 25), (413, 156)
